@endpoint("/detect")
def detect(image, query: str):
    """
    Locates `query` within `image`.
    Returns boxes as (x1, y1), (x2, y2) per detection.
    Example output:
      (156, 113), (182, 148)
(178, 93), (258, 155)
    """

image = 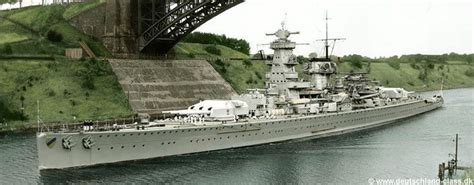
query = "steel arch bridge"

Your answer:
(136, 0), (244, 54)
